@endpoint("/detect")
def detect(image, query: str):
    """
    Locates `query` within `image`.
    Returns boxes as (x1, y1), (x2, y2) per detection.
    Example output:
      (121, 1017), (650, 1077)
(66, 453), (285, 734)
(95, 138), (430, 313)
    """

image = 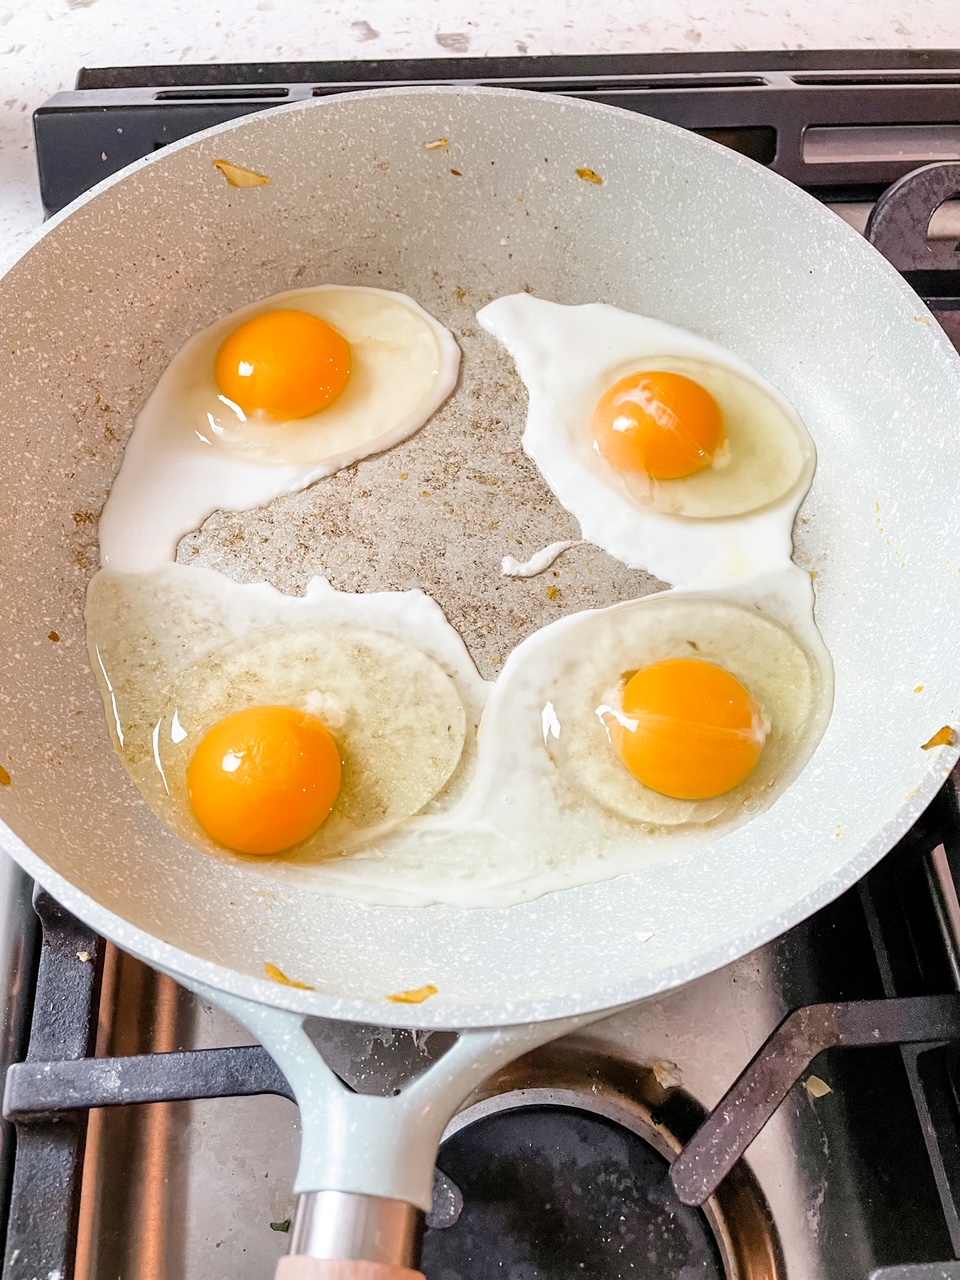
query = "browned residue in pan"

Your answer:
(424, 138), (449, 150)
(263, 961), (315, 990)
(921, 726), (957, 751)
(576, 167), (604, 185)
(176, 282), (666, 681)
(387, 983), (439, 1005)
(0, 765), (9, 787)
(213, 159), (270, 188)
